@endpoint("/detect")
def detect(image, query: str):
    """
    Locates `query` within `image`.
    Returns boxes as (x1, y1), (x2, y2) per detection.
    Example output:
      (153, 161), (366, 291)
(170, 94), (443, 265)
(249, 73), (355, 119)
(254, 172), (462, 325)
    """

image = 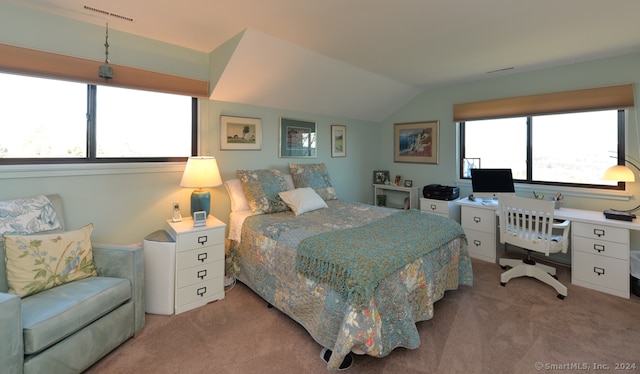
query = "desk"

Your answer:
(457, 197), (638, 298)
